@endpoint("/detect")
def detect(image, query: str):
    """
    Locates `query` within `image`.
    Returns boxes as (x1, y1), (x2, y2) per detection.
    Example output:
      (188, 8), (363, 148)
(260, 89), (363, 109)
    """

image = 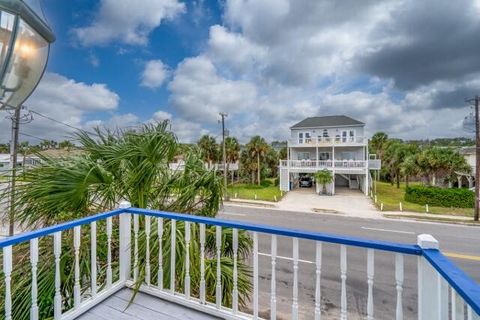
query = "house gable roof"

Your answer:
(291, 115), (364, 129)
